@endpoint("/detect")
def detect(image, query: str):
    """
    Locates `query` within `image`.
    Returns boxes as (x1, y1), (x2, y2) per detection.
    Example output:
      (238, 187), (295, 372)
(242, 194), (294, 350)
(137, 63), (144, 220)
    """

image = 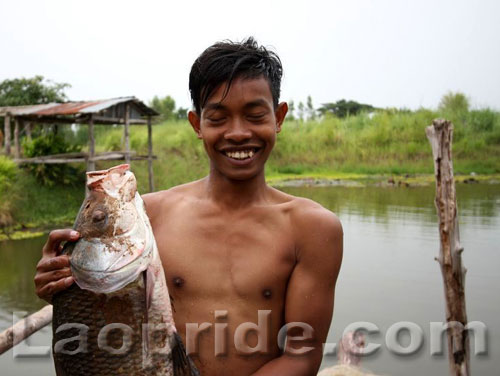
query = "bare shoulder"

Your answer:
(283, 192), (342, 238)
(141, 180), (203, 223)
(279, 191), (343, 261)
